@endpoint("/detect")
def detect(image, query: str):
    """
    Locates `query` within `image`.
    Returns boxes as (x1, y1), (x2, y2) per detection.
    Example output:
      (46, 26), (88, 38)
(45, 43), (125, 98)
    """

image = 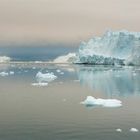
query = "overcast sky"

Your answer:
(0, 0), (139, 44)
